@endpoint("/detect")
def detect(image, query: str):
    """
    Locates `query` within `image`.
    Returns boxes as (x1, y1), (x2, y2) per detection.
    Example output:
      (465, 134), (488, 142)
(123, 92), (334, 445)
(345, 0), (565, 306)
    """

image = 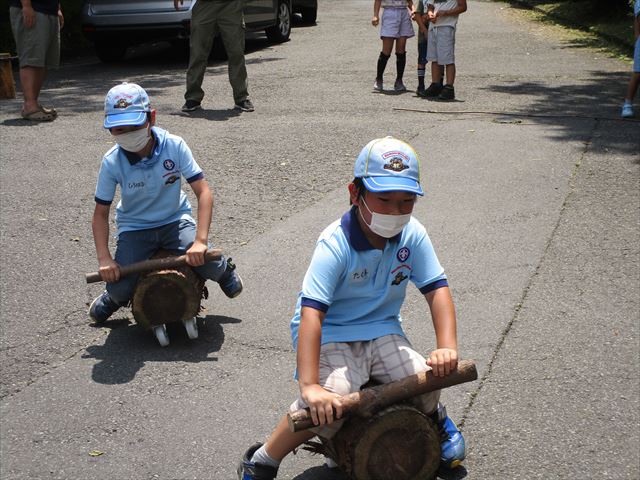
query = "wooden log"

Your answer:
(85, 248), (222, 284)
(131, 251), (206, 329)
(0, 53), (16, 100)
(325, 404), (441, 480)
(288, 359), (477, 432)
